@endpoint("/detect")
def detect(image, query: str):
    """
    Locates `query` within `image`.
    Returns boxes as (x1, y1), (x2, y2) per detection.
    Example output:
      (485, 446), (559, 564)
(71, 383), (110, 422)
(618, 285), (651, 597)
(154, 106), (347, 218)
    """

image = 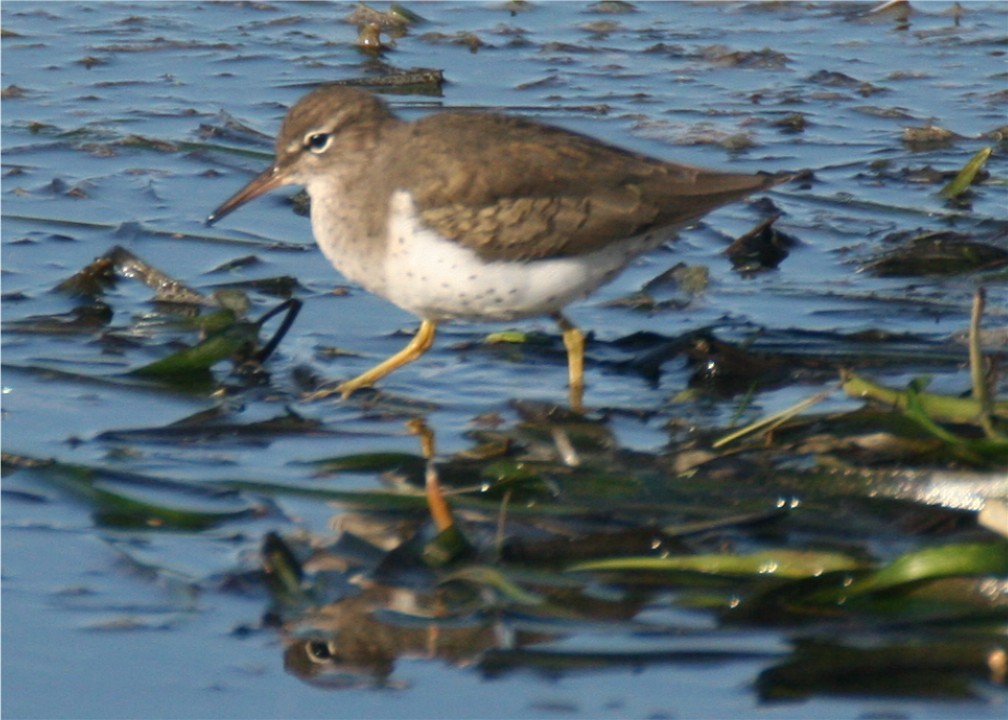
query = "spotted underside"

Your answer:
(381, 191), (664, 322)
